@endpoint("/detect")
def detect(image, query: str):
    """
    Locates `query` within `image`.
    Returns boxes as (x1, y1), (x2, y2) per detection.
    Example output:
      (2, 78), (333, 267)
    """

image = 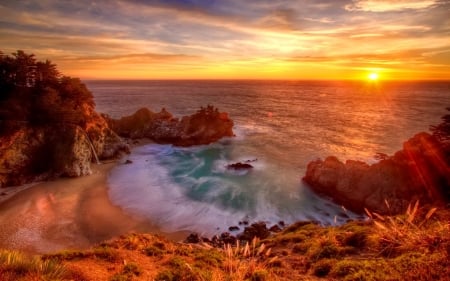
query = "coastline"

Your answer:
(0, 153), (187, 254)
